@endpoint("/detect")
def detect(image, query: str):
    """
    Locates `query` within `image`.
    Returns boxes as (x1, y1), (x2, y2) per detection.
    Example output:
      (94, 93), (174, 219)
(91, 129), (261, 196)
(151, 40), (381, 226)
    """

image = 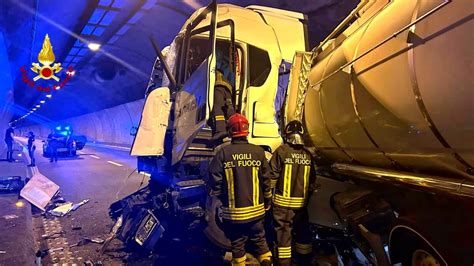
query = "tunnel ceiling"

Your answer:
(0, 0), (356, 123)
